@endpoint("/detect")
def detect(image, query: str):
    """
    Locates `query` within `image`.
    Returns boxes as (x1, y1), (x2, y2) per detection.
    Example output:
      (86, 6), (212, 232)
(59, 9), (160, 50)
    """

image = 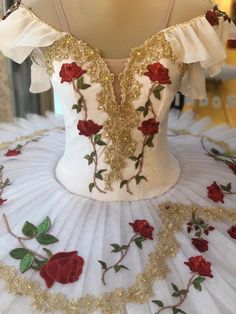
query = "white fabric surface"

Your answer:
(0, 110), (235, 313)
